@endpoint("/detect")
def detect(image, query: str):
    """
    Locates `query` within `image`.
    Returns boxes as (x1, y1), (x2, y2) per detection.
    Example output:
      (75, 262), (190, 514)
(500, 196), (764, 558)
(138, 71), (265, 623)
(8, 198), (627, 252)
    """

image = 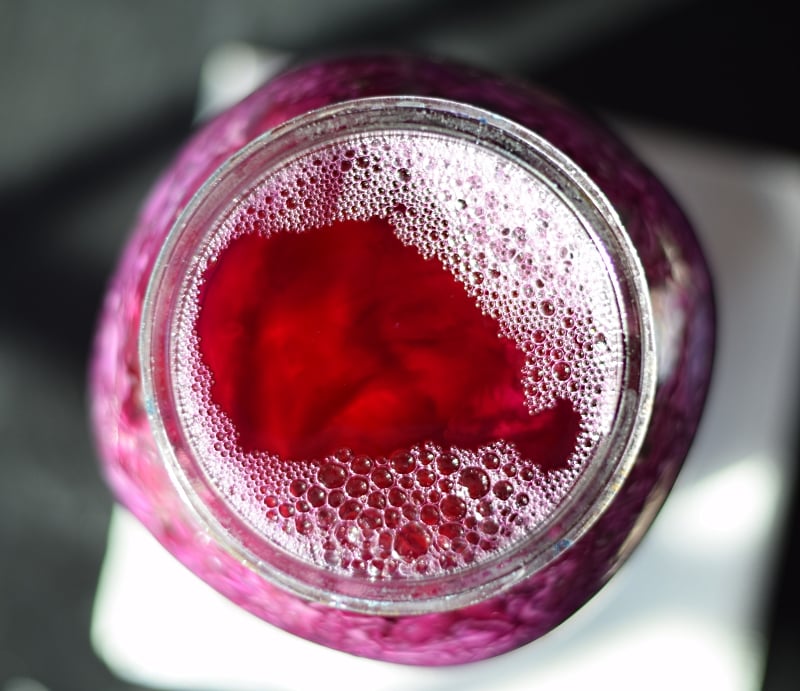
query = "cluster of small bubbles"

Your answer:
(173, 130), (626, 581)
